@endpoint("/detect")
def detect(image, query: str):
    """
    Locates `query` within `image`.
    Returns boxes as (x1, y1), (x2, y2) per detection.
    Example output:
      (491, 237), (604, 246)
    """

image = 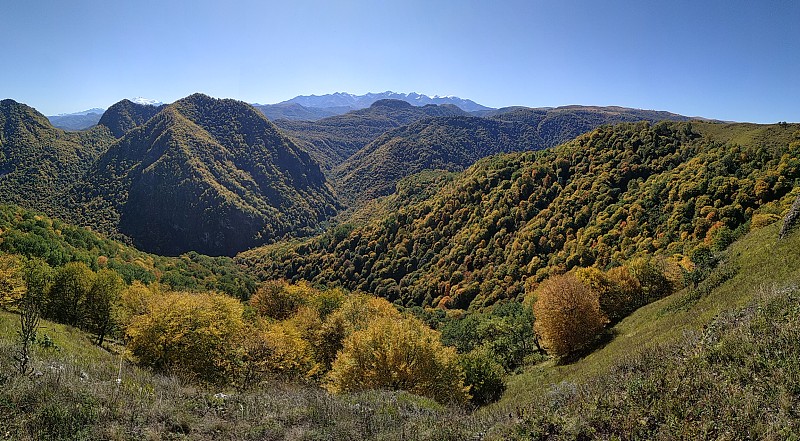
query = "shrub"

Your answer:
(126, 291), (245, 383)
(627, 257), (674, 305)
(459, 348), (506, 406)
(532, 273), (607, 358)
(249, 280), (315, 320)
(326, 315), (469, 404)
(315, 293), (401, 370)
